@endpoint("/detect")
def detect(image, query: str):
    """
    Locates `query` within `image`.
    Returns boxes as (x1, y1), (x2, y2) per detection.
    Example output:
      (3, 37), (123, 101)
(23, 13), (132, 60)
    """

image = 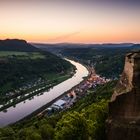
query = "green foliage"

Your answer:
(0, 52), (46, 60)
(0, 81), (116, 140)
(0, 51), (73, 103)
(39, 124), (54, 140)
(83, 100), (108, 140)
(61, 47), (139, 78)
(55, 112), (89, 140)
(26, 132), (42, 140)
(0, 127), (15, 140)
